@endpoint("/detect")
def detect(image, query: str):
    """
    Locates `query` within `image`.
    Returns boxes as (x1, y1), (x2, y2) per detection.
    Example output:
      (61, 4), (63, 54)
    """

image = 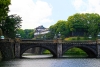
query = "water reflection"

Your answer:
(22, 53), (53, 58)
(22, 55), (53, 59)
(0, 57), (100, 67)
